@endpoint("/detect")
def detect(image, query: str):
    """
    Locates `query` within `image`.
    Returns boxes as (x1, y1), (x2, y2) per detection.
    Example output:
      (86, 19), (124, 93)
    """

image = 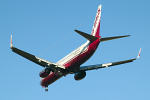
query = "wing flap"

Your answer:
(80, 49), (141, 71)
(11, 46), (46, 67)
(11, 46), (66, 70)
(10, 35), (65, 71)
(80, 58), (136, 71)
